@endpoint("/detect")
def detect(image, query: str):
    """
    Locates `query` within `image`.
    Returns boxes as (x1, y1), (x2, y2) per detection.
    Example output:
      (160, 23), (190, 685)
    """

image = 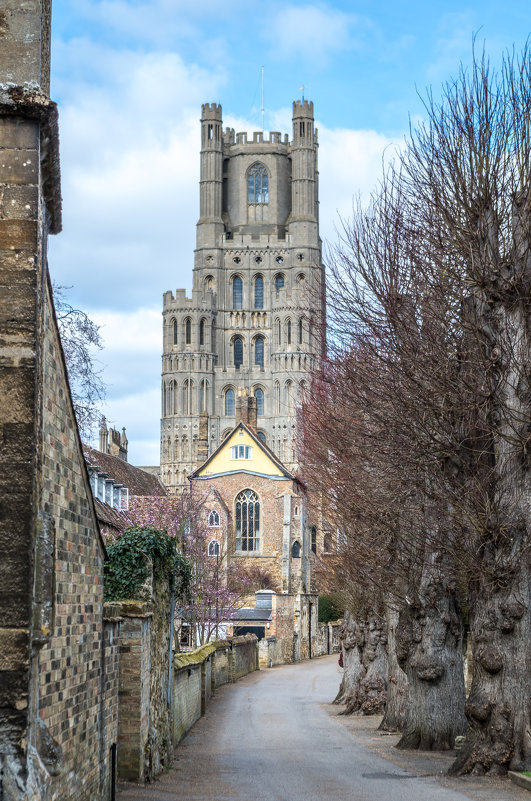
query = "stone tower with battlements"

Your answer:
(161, 101), (324, 492)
